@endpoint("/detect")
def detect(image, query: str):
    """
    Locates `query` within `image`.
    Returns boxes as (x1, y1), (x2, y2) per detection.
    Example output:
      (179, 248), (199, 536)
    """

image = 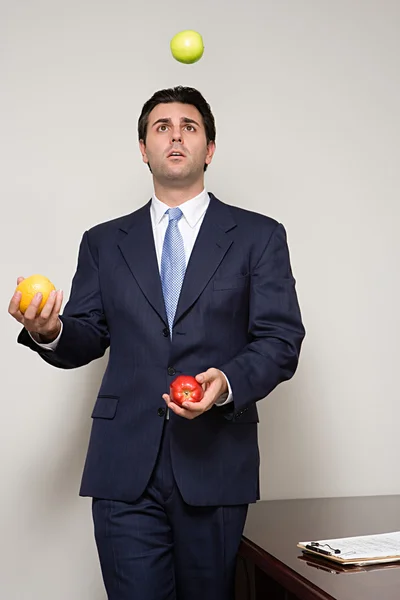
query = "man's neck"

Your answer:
(153, 180), (205, 207)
